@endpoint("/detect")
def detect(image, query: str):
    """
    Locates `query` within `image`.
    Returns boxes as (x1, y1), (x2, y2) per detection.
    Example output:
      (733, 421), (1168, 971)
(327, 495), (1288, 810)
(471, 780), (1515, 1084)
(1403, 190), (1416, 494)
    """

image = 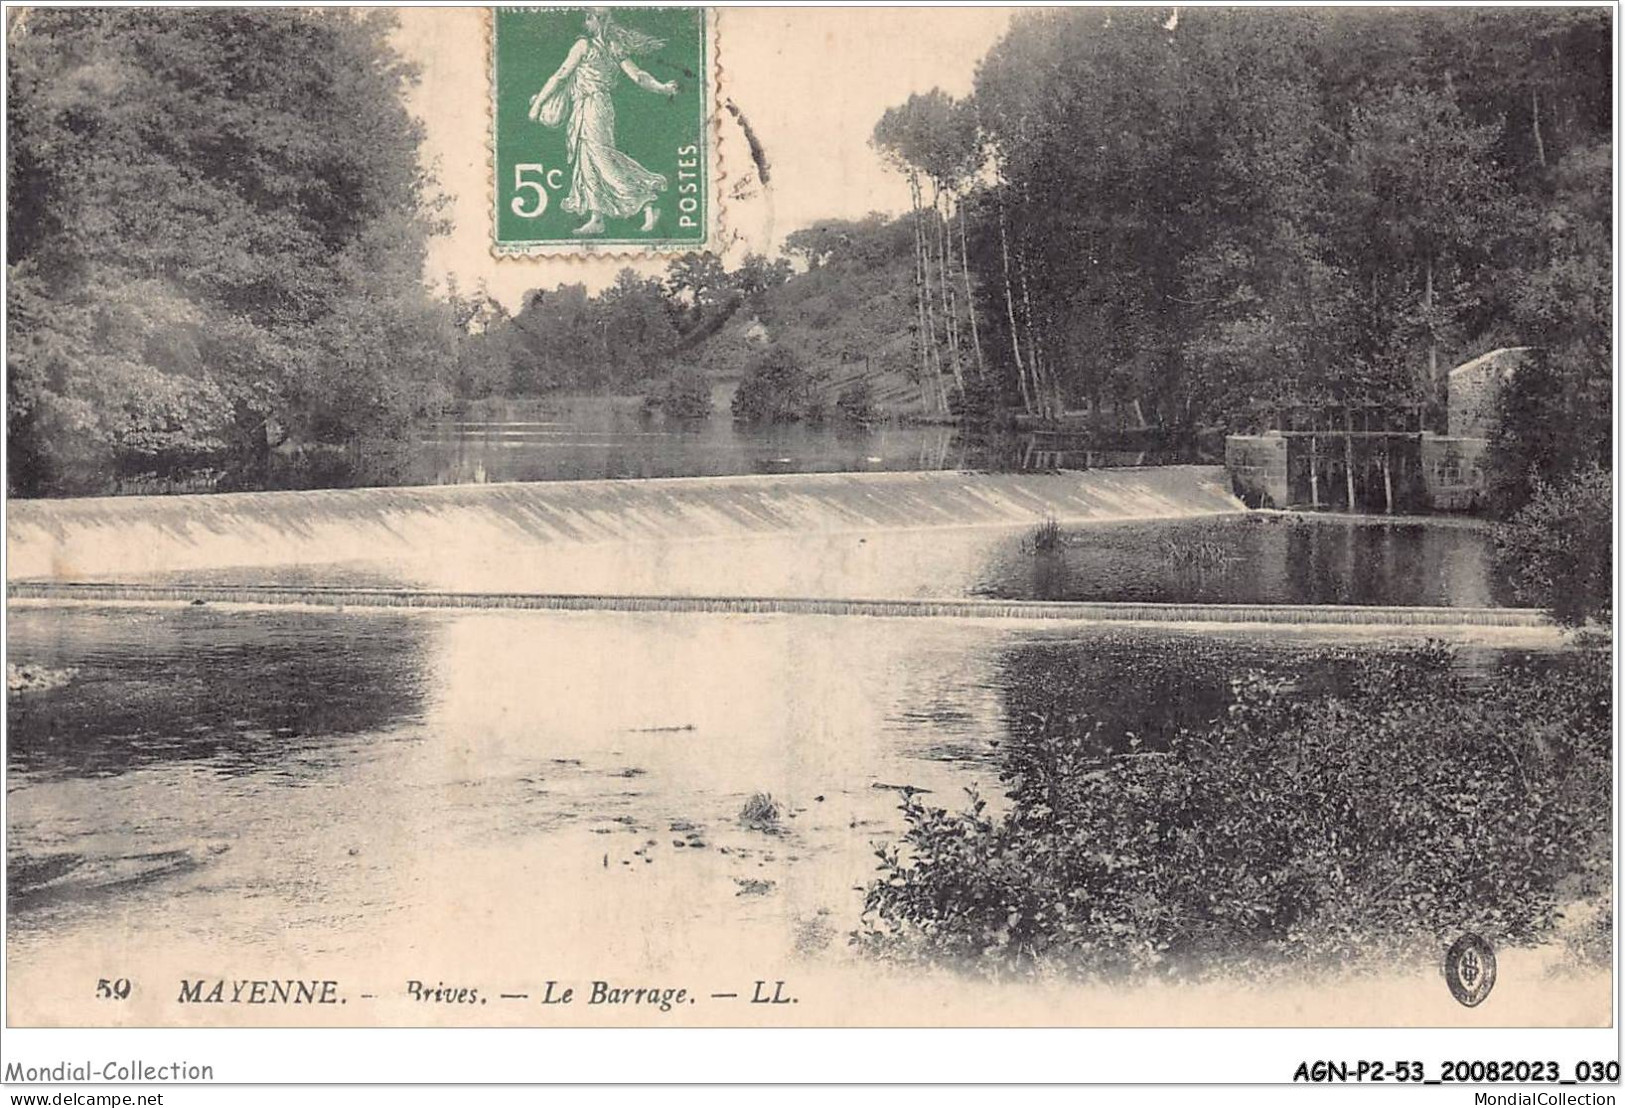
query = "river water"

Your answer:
(282, 398), (1515, 607)
(982, 514), (1514, 608)
(7, 597), (1583, 1025)
(272, 393), (1194, 492)
(6, 428), (1588, 1025)
(98, 511), (1512, 611)
(409, 395), (966, 484)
